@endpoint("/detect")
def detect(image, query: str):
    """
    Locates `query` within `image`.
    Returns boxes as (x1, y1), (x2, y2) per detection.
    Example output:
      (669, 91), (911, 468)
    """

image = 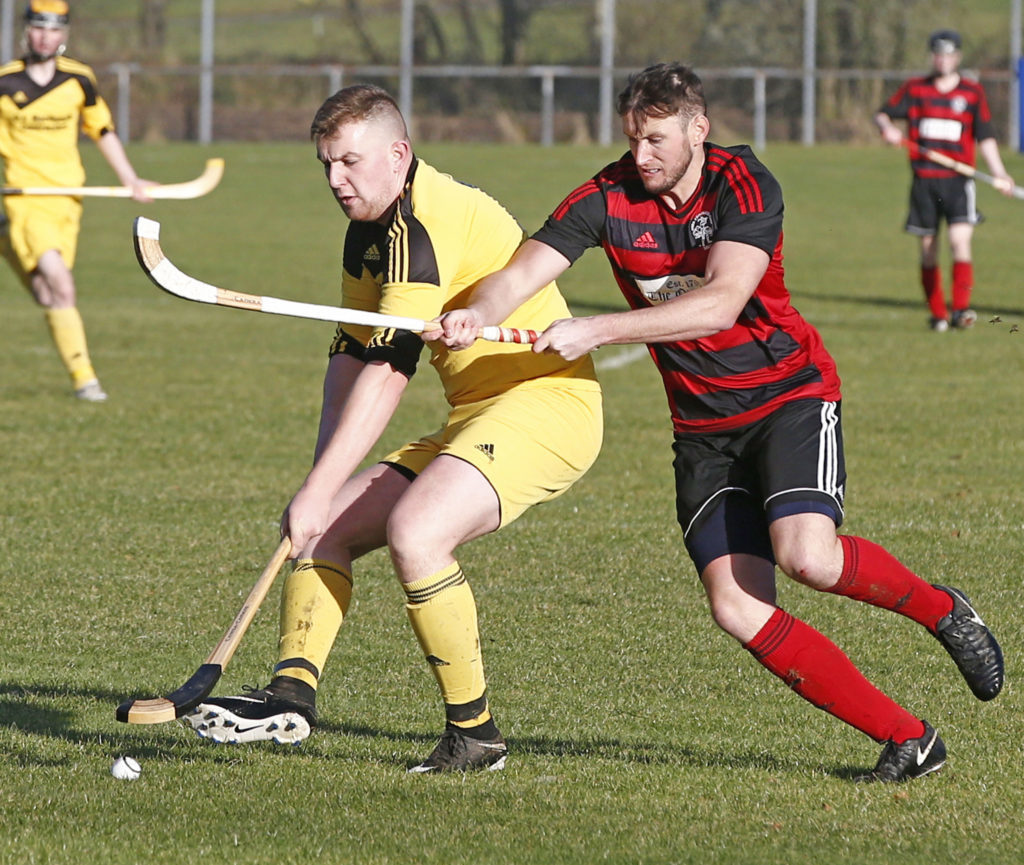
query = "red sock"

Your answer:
(830, 536), (953, 631)
(951, 261), (973, 311)
(745, 609), (925, 744)
(921, 265), (946, 319)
